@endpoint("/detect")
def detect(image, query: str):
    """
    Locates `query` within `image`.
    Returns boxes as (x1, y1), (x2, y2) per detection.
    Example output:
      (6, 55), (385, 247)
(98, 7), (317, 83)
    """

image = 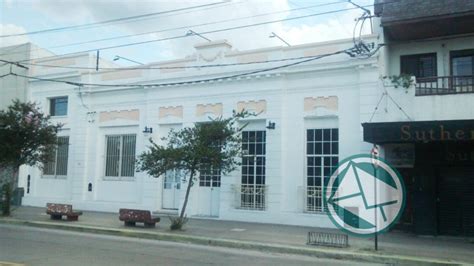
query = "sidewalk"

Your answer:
(2, 206), (473, 265)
